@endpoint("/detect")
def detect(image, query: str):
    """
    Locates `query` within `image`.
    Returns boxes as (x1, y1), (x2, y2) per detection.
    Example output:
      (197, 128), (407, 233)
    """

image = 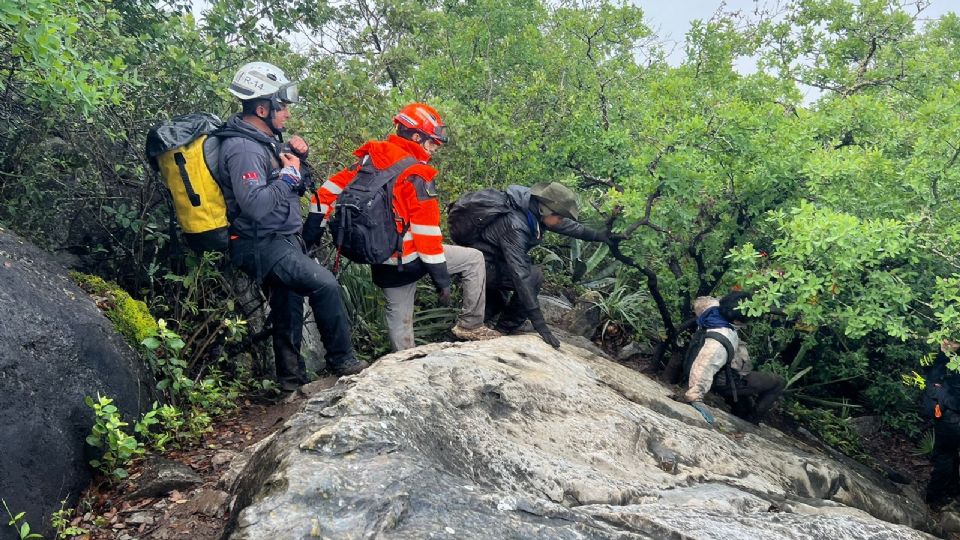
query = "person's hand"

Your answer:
(533, 321), (561, 349)
(690, 401), (715, 425)
(596, 230), (624, 247)
(942, 339), (960, 354)
(288, 136), (309, 159)
(280, 152), (301, 170)
(437, 287), (452, 307)
(278, 162), (302, 192)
